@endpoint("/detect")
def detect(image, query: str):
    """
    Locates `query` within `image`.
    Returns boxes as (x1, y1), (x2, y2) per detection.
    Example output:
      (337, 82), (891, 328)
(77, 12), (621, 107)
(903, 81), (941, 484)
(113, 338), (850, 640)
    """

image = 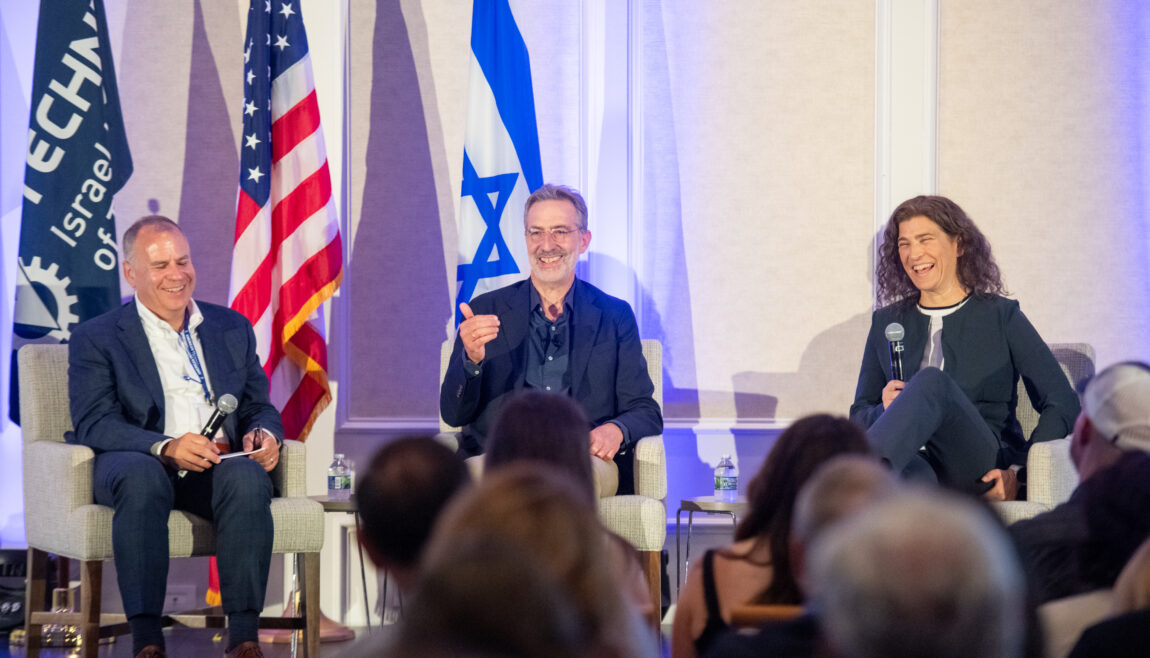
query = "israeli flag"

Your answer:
(455, 0), (543, 326)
